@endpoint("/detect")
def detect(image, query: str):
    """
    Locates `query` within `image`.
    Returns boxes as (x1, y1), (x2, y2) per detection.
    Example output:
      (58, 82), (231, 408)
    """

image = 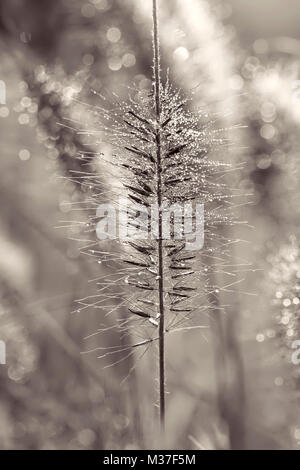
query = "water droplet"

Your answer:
(260, 124), (275, 140)
(256, 333), (265, 342)
(108, 57), (122, 71)
(123, 53), (136, 68)
(18, 113), (29, 125)
(21, 96), (32, 108)
(77, 428), (96, 447)
(106, 27), (121, 43)
(274, 376), (283, 386)
(19, 149), (31, 161)
(0, 106), (9, 118)
(173, 47), (189, 61)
